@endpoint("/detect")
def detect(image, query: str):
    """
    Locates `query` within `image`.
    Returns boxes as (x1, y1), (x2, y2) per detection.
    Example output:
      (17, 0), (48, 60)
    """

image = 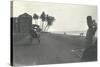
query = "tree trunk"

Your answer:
(42, 22), (44, 31)
(46, 26), (50, 31)
(35, 20), (37, 24)
(44, 25), (48, 31)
